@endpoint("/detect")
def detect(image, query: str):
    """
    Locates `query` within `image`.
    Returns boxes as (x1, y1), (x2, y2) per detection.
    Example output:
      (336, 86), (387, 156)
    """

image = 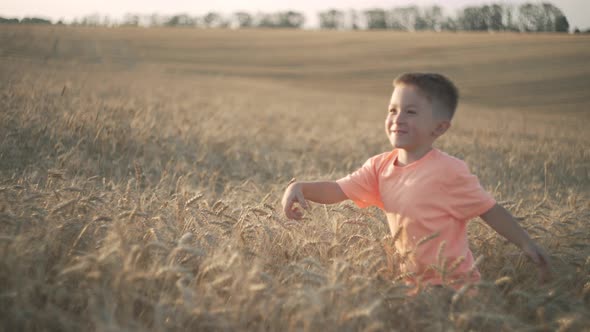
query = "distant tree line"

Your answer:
(0, 11), (306, 29)
(1, 2), (589, 33)
(0, 16), (54, 25)
(321, 3), (572, 32)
